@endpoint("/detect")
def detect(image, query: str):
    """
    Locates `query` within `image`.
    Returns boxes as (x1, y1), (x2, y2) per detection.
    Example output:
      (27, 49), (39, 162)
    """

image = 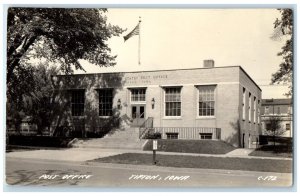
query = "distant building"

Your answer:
(7, 116), (38, 135)
(261, 98), (293, 137)
(51, 60), (262, 148)
(20, 116), (38, 135)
